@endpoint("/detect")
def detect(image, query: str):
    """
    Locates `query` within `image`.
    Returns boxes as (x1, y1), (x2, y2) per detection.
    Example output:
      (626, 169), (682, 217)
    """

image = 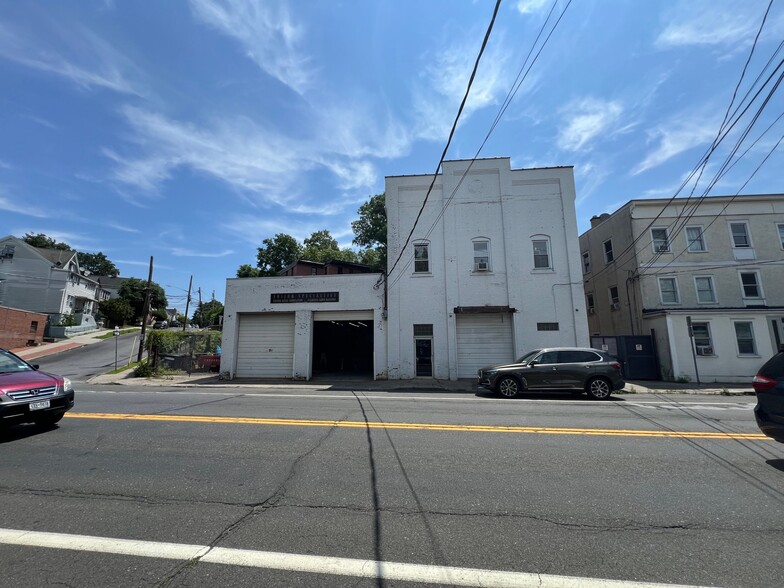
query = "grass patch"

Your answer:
(107, 361), (140, 374)
(96, 328), (140, 340)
